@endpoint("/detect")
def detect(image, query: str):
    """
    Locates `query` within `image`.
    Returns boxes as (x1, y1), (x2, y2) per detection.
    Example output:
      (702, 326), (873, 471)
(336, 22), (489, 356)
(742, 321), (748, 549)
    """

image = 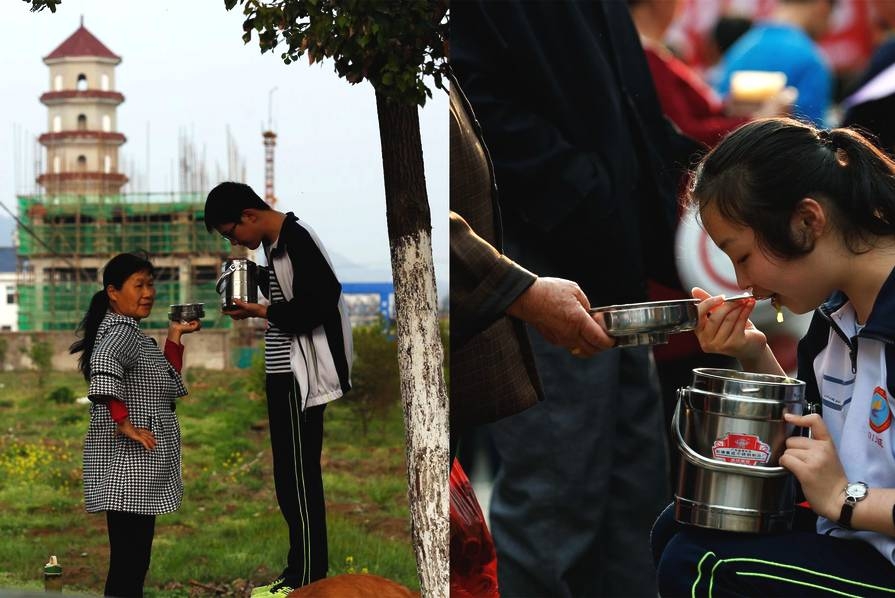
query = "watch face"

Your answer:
(846, 482), (869, 499)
